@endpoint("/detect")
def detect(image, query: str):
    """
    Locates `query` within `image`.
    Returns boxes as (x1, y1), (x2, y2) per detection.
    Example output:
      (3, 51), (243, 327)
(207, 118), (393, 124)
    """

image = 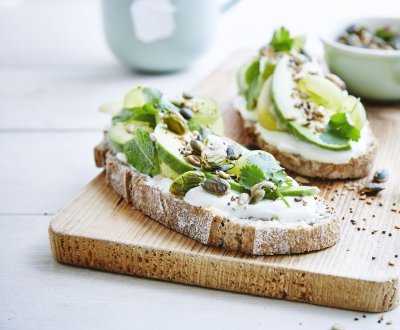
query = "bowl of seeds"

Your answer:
(321, 17), (400, 101)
